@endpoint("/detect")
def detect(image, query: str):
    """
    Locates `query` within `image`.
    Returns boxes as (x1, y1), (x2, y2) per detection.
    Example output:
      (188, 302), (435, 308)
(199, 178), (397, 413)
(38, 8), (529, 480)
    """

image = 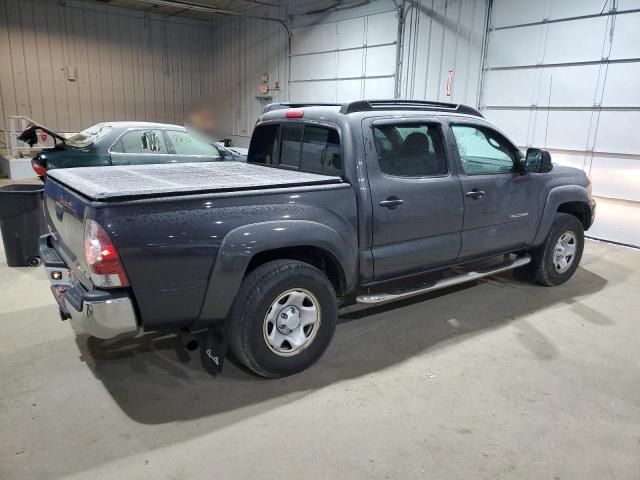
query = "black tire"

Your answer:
(228, 260), (337, 378)
(516, 213), (584, 286)
(27, 256), (42, 267)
